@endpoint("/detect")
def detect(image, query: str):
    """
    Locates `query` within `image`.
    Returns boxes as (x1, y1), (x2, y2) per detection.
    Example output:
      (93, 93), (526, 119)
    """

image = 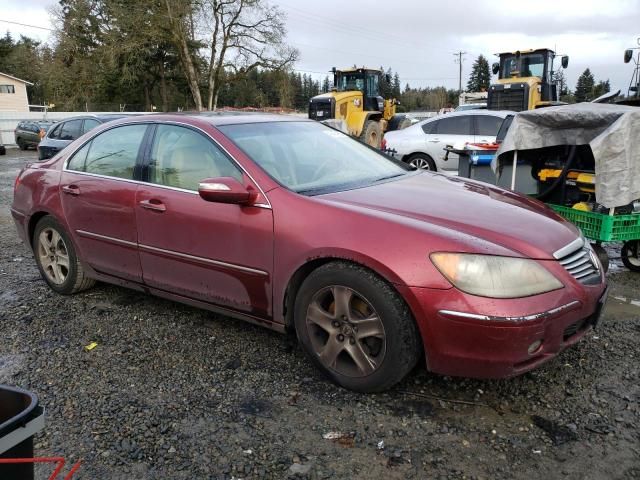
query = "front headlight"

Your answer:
(430, 253), (563, 298)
